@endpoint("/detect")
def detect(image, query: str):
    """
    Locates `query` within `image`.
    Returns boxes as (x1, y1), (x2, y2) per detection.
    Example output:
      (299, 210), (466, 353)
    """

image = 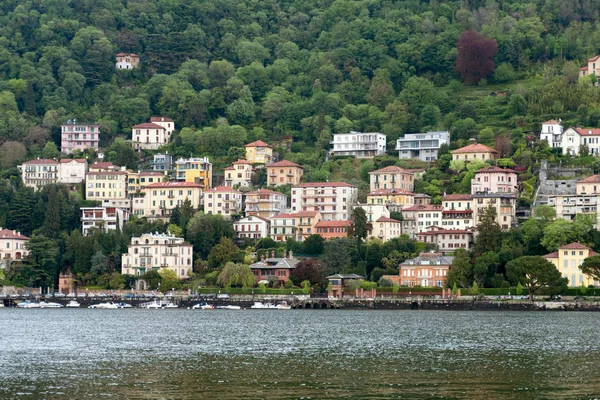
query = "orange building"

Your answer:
(266, 160), (304, 186)
(295, 211), (322, 242)
(315, 220), (352, 239)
